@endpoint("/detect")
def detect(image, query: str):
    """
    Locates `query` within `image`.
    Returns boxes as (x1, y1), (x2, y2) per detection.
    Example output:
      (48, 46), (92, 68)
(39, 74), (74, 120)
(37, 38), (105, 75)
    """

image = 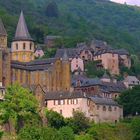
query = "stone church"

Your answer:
(0, 12), (71, 100)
